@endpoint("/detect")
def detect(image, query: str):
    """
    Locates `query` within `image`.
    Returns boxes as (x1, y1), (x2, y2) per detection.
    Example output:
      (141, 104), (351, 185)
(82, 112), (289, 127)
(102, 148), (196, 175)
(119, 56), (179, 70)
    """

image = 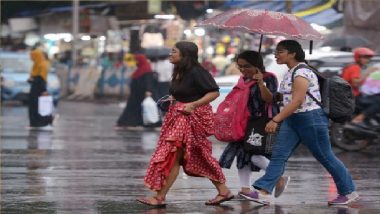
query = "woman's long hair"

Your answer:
(236, 50), (266, 73)
(172, 41), (201, 82)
